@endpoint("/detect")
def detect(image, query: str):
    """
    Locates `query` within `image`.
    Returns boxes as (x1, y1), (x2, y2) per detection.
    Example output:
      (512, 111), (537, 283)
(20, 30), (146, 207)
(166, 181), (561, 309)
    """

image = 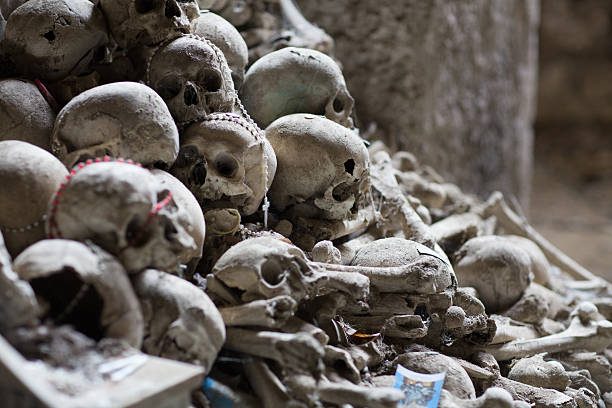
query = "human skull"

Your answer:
(191, 11), (248, 89)
(266, 114), (369, 221)
(12, 239), (143, 348)
(212, 236), (328, 302)
(0, 78), (56, 151)
(240, 47), (355, 128)
(51, 82), (179, 170)
(0, 141), (68, 258)
(170, 113), (276, 216)
(146, 34), (235, 125)
(453, 236), (533, 313)
(131, 269), (225, 373)
(4, 0), (108, 81)
(151, 169), (205, 271)
(99, 0), (199, 49)
(46, 160), (197, 274)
